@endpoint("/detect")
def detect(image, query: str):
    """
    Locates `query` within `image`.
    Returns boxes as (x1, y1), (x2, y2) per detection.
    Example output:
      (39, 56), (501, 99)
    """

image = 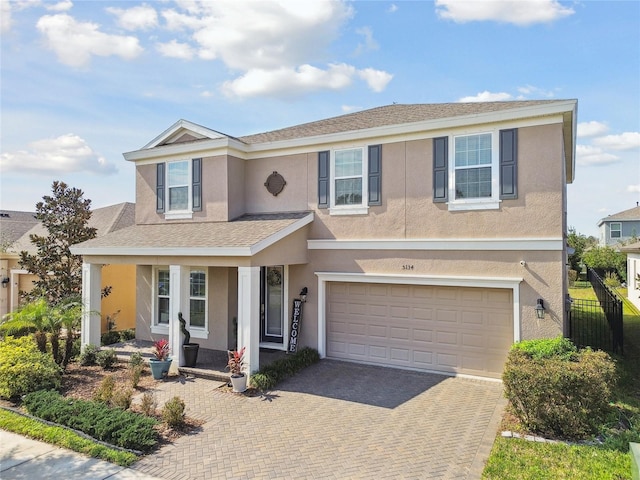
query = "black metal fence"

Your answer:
(569, 268), (623, 354)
